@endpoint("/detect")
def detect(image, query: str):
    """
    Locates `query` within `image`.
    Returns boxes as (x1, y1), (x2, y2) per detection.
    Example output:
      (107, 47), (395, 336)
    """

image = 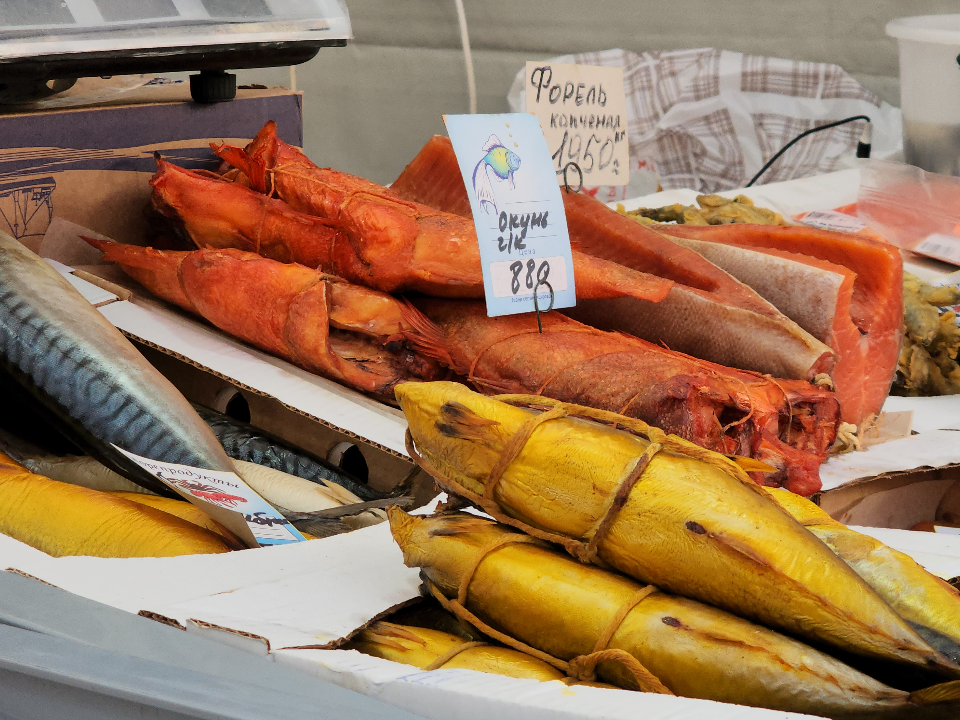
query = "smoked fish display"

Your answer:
(660, 235), (869, 423)
(0, 231), (246, 498)
(659, 224), (904, 425)
(87, 240), (444, 398)
(389, 509), (960, 718)
(0, 453), (229, 557)
(403, 299), (837, 494)
(203, 123), (673, 305)
(349, 621), (576, 682)
(391, 135), (834, 381)
(396, 382), (954, 674)
(769, 487), (960, 665)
